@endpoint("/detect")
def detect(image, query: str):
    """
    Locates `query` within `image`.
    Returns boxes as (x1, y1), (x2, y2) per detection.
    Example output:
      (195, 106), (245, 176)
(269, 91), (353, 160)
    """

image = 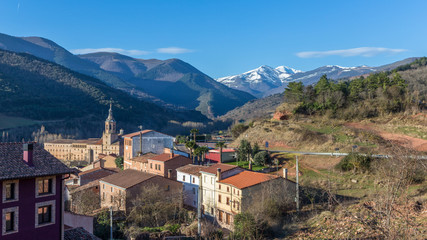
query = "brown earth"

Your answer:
(345, 122), (427, 152)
